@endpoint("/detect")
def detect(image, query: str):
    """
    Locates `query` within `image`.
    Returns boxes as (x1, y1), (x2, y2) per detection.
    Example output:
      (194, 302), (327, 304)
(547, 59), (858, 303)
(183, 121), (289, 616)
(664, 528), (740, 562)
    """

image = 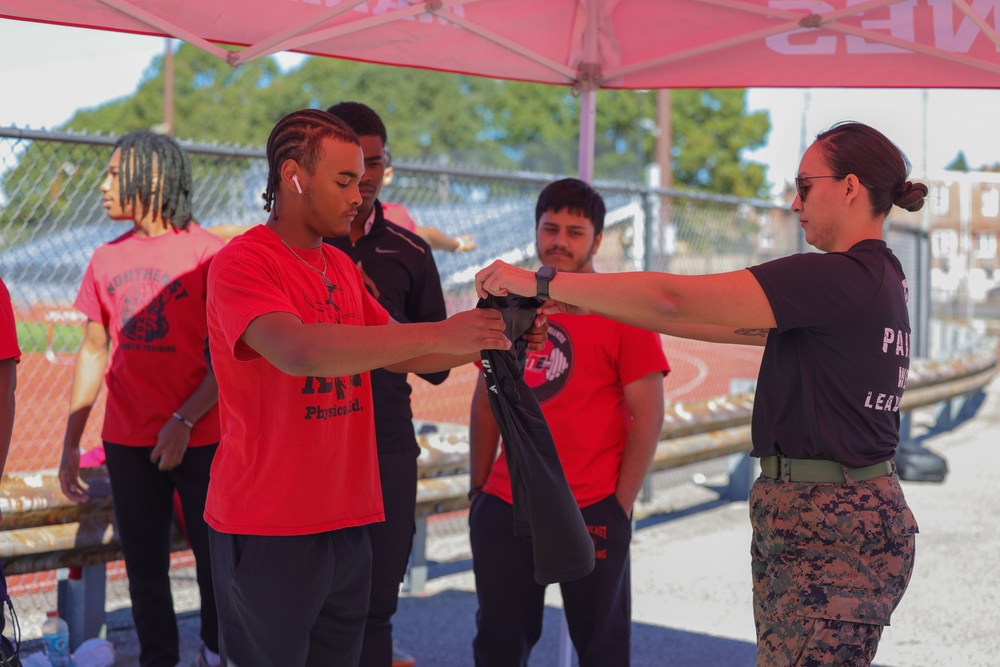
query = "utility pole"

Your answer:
(656, 90), (672, 189)
(654, 89), (674, 268)
(163, 39), (174, 136)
